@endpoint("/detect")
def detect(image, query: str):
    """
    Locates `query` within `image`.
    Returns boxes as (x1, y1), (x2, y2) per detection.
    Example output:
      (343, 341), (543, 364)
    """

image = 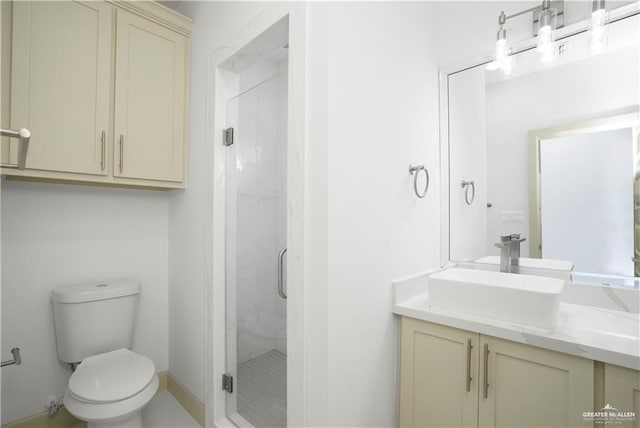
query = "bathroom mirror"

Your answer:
(442, 7), (640, 288)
